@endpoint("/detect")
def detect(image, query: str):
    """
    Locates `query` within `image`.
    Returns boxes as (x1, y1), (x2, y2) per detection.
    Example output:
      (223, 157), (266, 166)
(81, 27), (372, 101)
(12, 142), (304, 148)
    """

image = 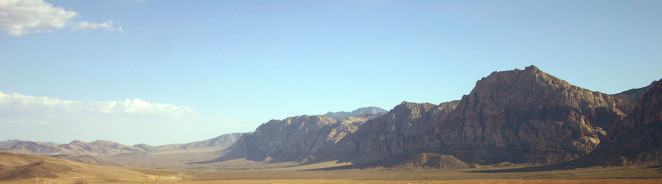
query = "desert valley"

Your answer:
(1, 66), (661, 183)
